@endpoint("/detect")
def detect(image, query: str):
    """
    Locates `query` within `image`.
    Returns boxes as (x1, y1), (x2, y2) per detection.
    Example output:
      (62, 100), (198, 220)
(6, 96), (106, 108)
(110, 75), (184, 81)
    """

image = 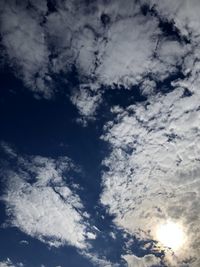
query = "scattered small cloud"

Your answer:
(0, 259), (23, 267)
(122, 254), (161, 267)
(19, 240), (29, 246)
(70, 84), (102, 123)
